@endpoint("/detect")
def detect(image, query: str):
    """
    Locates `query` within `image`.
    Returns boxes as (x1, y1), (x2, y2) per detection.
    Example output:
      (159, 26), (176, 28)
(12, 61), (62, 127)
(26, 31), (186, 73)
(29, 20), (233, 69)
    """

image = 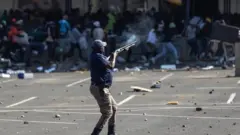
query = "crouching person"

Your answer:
(150, 22), (180, 64)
